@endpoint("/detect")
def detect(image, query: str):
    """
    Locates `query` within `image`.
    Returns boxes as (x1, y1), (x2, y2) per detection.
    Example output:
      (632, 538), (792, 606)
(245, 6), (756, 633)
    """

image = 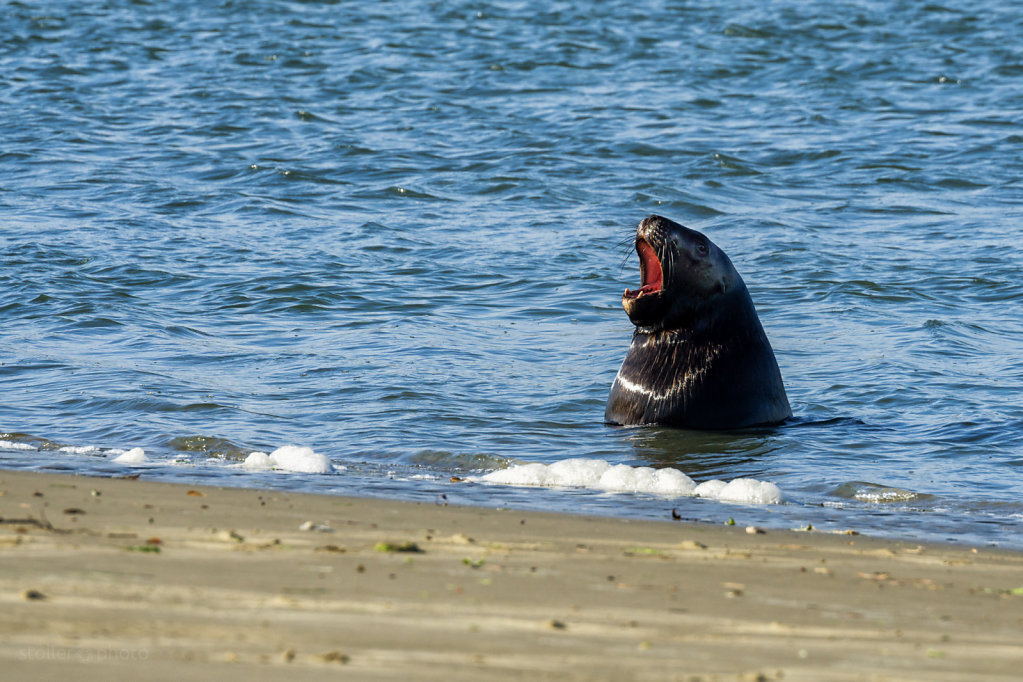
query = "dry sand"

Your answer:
(1, 469), (1021, 681)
